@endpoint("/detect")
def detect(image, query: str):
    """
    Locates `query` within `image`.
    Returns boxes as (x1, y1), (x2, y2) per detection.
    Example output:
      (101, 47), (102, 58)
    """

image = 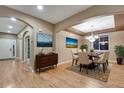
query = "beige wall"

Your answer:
(56, 30), (84, 63)
(34, 28), (53, 55)
(83, 31), (124, 62)
(109, 31), (124, 62)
